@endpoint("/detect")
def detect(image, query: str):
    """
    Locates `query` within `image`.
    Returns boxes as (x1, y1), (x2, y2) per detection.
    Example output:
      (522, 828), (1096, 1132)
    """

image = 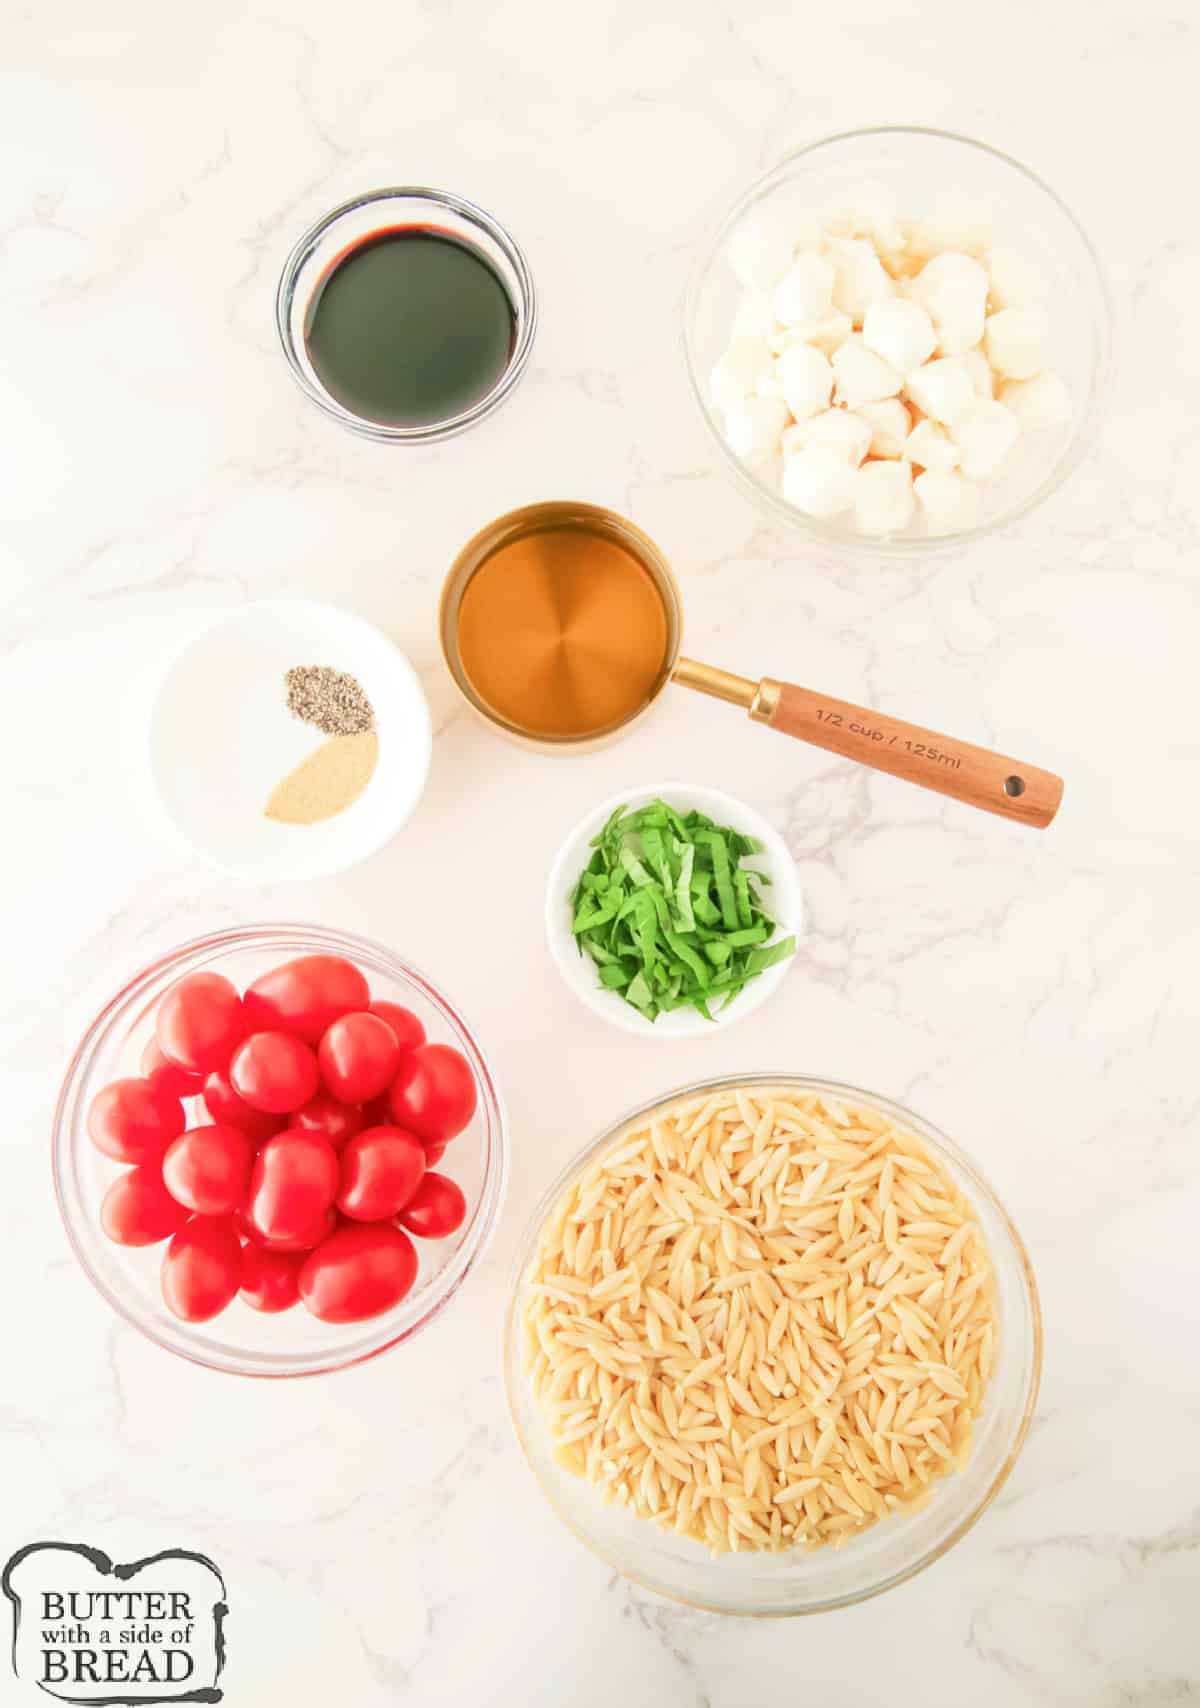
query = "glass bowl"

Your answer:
(682, 127), (1114, 555)
(503, 1073), (1040, 1615)
(276, 186), (537, 443)
(54, 924), (508, 1377)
